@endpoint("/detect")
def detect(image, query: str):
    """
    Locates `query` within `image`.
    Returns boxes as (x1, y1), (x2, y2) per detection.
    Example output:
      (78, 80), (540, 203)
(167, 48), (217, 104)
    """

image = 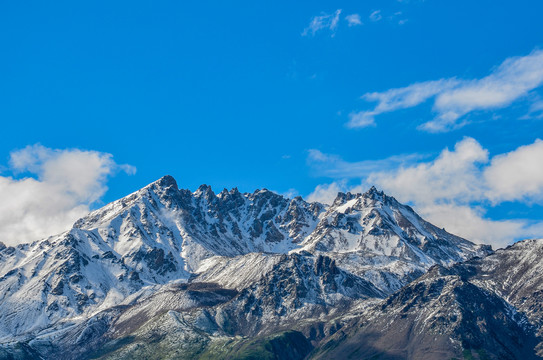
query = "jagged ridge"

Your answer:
(0, 175), (490, 359)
